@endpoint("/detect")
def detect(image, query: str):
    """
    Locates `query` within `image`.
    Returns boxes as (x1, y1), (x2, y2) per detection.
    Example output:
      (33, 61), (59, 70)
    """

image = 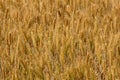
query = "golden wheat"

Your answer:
(0, 0), (120, 80)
